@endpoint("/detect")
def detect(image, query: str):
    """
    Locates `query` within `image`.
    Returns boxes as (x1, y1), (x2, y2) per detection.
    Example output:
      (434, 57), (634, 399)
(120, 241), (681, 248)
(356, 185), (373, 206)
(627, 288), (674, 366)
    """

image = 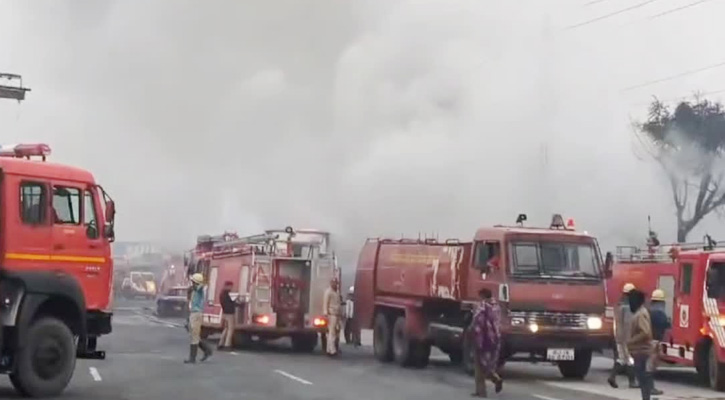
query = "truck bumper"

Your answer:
(504, 330), (611, 354)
